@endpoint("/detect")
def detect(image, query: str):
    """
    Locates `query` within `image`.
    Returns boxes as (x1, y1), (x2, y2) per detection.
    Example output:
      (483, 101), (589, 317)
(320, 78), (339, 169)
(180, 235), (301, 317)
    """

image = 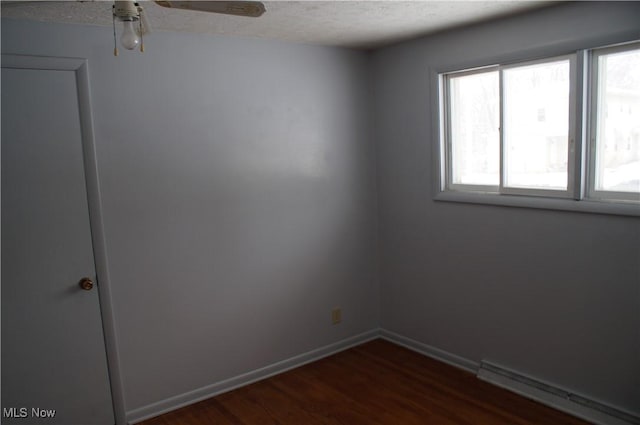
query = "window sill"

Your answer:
(434, 191), (640, 217)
